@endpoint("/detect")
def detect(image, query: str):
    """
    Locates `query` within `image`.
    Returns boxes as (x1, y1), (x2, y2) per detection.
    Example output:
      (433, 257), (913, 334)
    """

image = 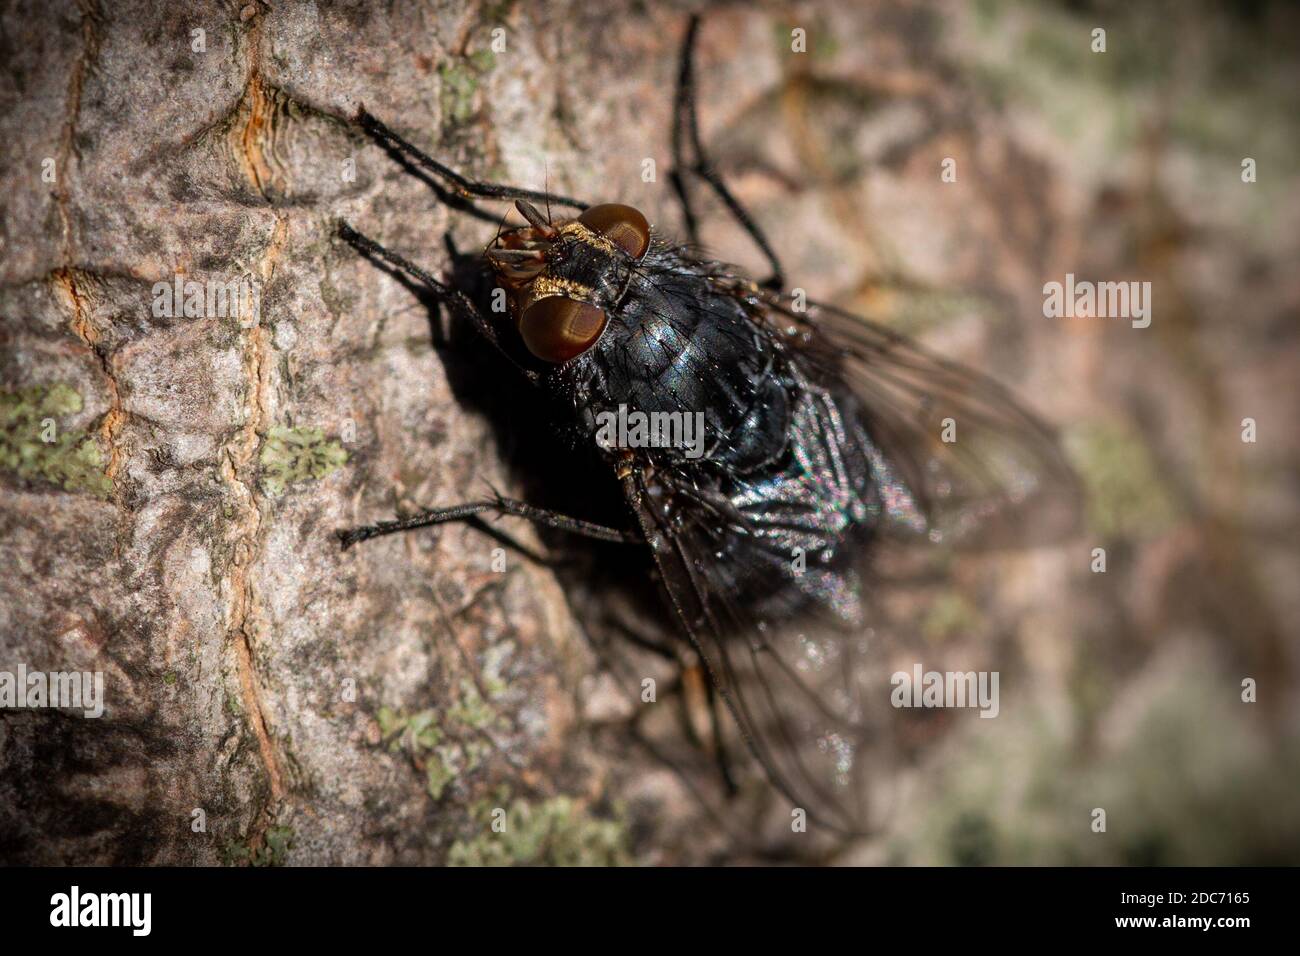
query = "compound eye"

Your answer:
(518, 296), (608, 363)
(578, 203), (651, 259)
